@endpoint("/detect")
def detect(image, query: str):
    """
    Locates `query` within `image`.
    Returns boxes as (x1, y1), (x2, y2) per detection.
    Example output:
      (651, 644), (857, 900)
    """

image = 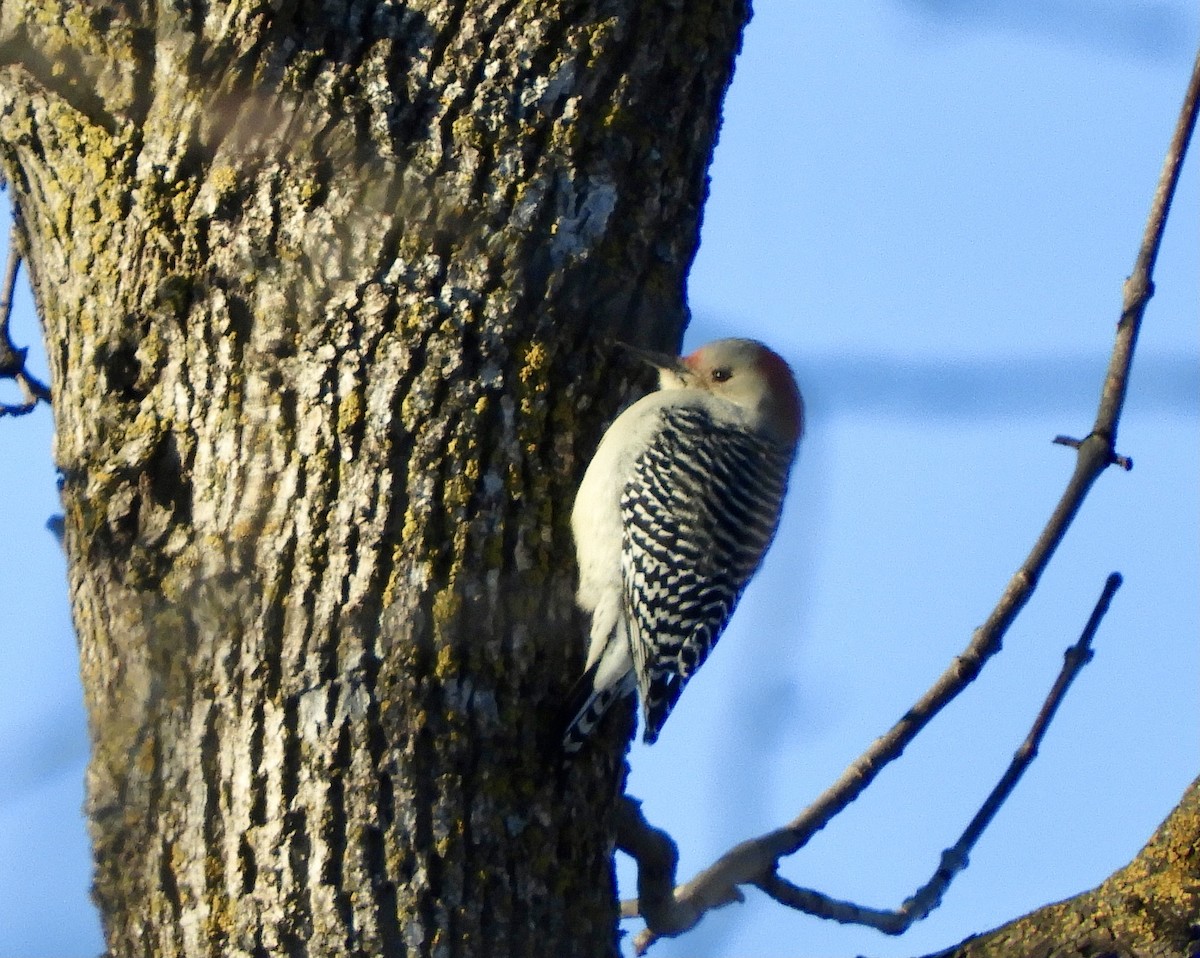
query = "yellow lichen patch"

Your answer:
(443, 473), (472, 514)
(1097, 797), (1200, 942)
(399, 391), (425, 431)
(295, 170), (323, 208)
(204, 887), (234, 940)
(380, 542), (409, 608)
(450, 113), (484, 152)
(515, 336), (553, 433)
(400, 508), (422, 543)
(432, 592), (462, 650)
(336, 389), (363, 437)
(582, 17), (621, 69)
(518, 338), (549, 385)
(60, 7), (96, 49)
(209, 164), (239, 197)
